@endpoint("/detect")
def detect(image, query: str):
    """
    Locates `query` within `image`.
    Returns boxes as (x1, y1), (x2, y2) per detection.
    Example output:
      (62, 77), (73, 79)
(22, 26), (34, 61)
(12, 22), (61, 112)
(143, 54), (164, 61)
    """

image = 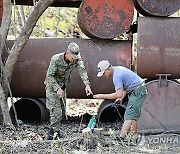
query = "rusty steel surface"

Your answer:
(11, 0), (83, 7)
(138, 80), (180, 131)
(4, 38), (131, 98)
(137, 17), (180, 79)
(78, 0), (134, 39)
(133, 0), (180, 17)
